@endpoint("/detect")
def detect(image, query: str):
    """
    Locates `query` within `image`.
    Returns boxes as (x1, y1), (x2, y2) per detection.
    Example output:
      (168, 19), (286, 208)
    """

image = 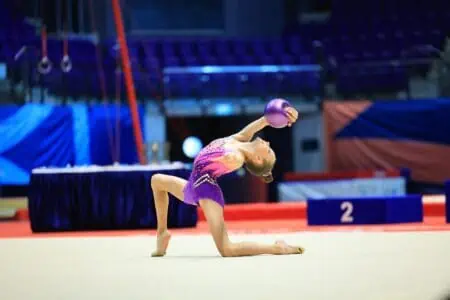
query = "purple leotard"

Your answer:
(183, 137), (235, 207)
